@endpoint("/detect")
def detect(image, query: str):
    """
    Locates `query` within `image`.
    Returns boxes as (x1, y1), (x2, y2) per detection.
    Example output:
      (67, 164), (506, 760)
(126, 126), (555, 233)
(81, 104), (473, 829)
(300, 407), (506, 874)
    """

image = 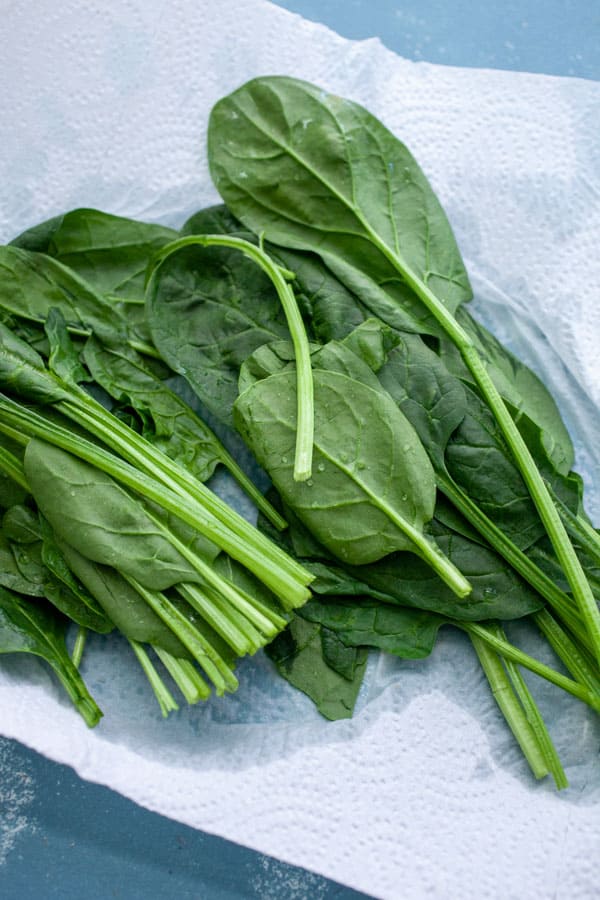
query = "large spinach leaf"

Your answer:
(208, 76), (472, 337)
(235, 367), (437, 565)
